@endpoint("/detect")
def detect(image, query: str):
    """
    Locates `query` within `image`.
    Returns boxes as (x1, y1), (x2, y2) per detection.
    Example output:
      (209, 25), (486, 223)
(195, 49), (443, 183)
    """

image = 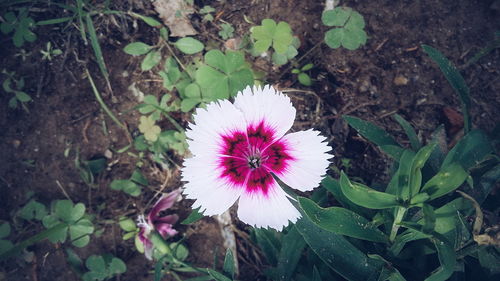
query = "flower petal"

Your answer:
(182, 156), (244, 216)
(233, 85), (296, 140)
(237, 180), (300, 230)
(148, 189), (181, 223)
(138, 227), (153, 260)
(275, 129), (332, 191)
(155, 215), (179, 238)
(185, 99), (247, 158)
